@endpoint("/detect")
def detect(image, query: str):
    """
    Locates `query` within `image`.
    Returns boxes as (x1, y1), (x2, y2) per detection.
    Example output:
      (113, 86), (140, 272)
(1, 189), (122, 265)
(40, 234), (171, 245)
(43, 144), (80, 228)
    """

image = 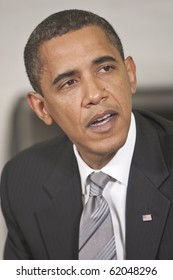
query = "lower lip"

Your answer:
(89, 114), (117, 133)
